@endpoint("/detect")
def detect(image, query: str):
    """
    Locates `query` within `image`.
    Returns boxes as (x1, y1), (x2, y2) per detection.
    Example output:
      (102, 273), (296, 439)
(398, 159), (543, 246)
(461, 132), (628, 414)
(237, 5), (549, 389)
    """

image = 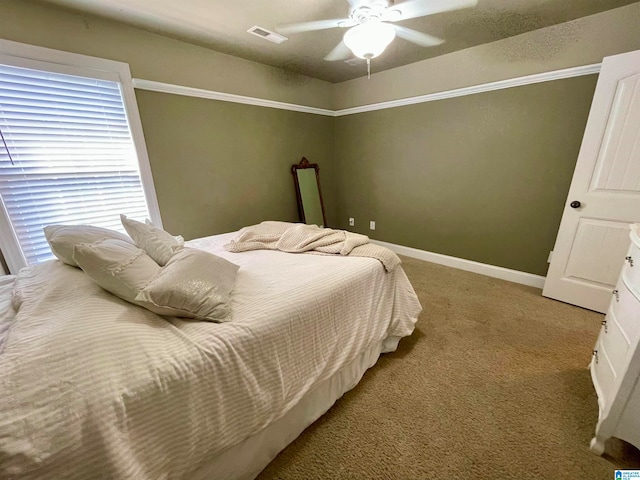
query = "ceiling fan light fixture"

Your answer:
(343, 21), (396, 60)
